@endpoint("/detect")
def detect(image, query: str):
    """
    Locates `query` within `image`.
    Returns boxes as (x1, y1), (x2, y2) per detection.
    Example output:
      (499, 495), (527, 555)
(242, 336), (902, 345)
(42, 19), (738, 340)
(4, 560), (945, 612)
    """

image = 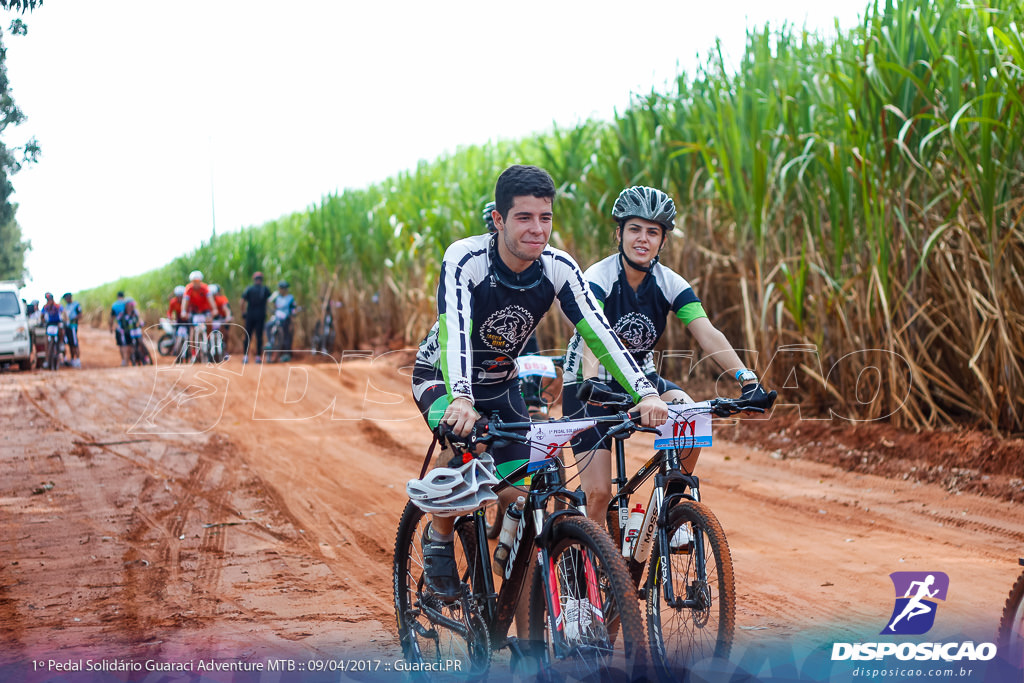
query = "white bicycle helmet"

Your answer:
(209, 284), (220, 295)
(407, 452), (499, 515)
(174, 285), (186, 297)
(189, 270), (204, 281)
